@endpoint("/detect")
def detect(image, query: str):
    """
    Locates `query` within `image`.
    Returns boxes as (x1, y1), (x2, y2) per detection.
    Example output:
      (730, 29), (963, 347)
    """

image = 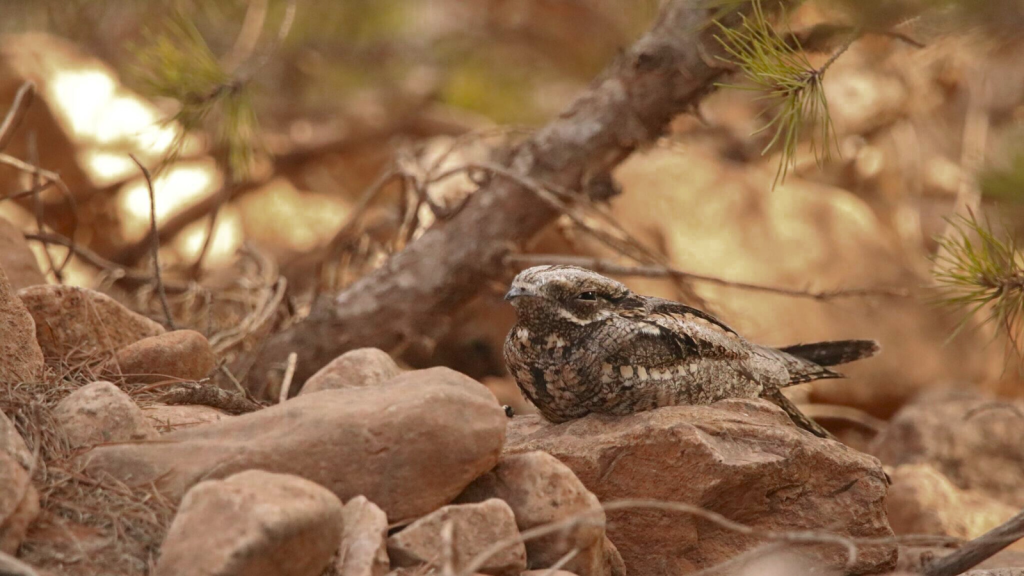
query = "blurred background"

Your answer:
(1, 0), (1023, 428)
